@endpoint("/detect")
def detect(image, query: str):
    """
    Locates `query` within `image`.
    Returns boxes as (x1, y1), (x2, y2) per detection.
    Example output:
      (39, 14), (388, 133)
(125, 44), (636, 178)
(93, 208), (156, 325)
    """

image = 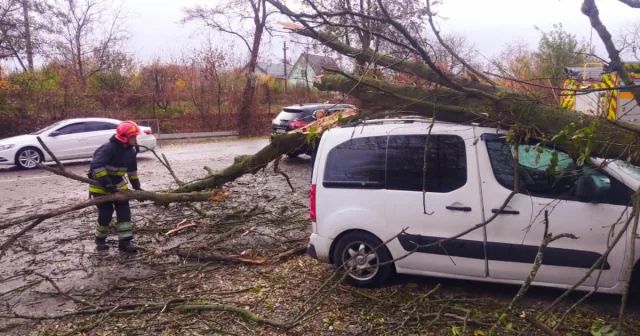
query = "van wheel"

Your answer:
(333, 231), (394, 288)
(286, 152), (300, 158)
